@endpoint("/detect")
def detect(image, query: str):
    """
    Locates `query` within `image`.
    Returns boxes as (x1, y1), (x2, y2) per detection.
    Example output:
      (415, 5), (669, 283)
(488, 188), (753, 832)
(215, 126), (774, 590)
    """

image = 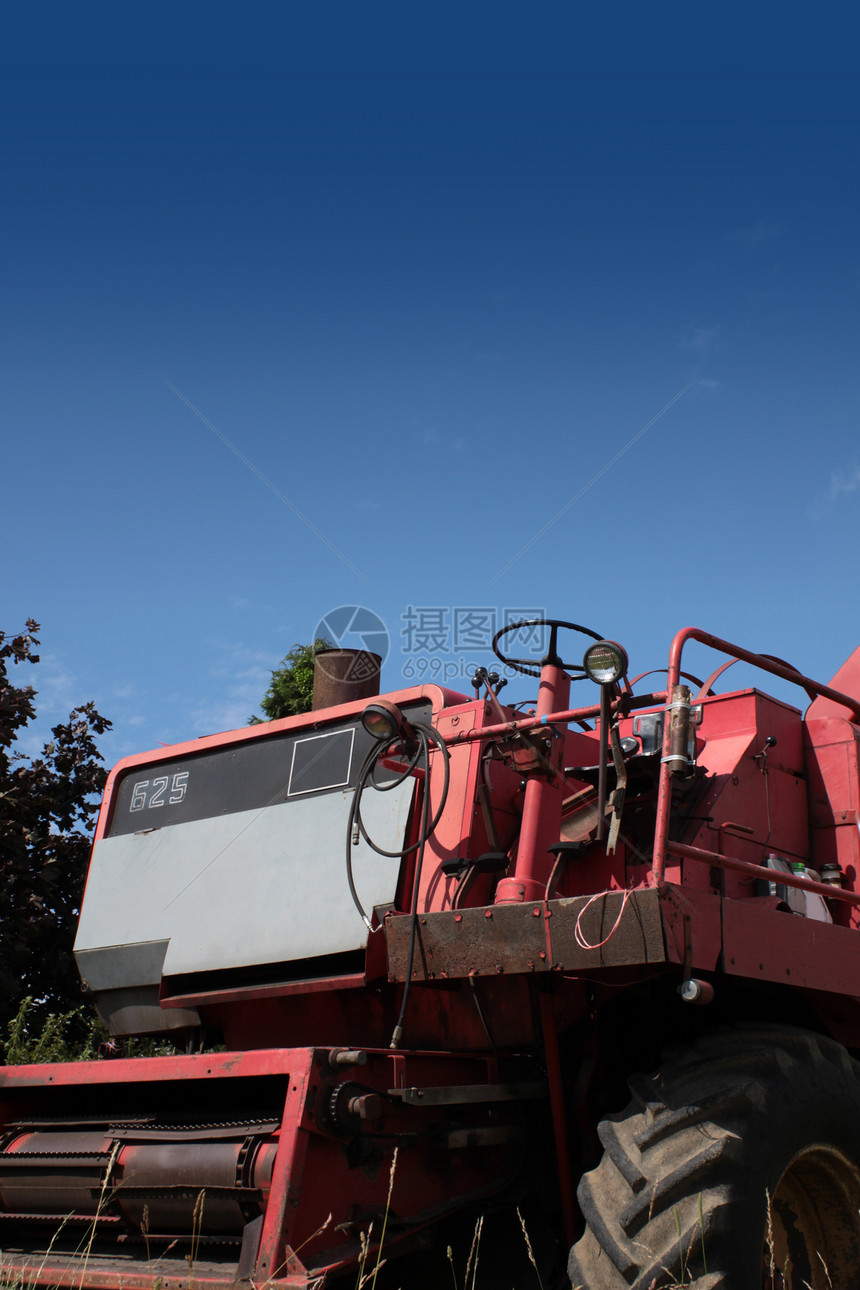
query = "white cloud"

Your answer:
(7, 654), (96, 761)
(189, 697), (260, 736)
(13, 730), (45, 760)
(233, 664), (272, 682)
(29, 654), (79, 717)
(412, 426), (441, 445)
(208, 643), (272, 678)
(410, 421), (470, 453)
(831, 466), (860, 498)
(679, 325), (718, 356)
(729, 219), (782, 251)
(186, 640), (277, 734)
